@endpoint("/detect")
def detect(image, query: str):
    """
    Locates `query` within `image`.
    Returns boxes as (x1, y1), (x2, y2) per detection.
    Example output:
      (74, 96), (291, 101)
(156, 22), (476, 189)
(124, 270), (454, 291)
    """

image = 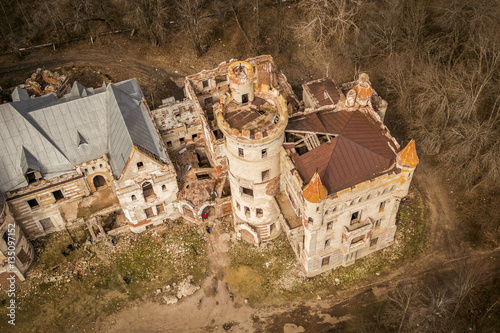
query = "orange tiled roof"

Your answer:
(354, 82), (374, 100)
(303, 172), (328, 203)
(397, 140), (419, 168)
